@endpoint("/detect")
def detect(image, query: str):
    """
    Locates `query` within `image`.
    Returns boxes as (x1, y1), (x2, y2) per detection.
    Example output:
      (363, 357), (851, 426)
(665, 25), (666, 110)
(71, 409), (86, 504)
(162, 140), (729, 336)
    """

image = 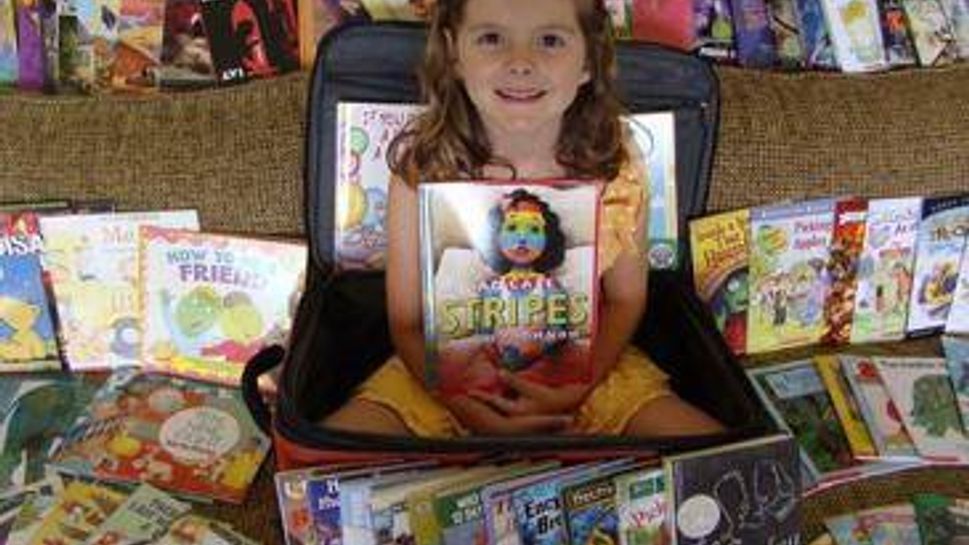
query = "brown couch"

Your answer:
(3, 63), (969, 542)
